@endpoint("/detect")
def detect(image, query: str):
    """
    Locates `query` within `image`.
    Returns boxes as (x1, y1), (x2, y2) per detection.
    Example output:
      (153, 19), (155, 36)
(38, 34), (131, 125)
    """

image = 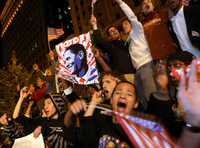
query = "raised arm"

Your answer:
(177, 59), (200, 147)
(84, 91), (102, 117)
(12, 87), (30, 119)
(24, 100), (34, 118)
(115, 0), (143, 33)
(90, 14), (98, 30)
(90, 15), (116, 53)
